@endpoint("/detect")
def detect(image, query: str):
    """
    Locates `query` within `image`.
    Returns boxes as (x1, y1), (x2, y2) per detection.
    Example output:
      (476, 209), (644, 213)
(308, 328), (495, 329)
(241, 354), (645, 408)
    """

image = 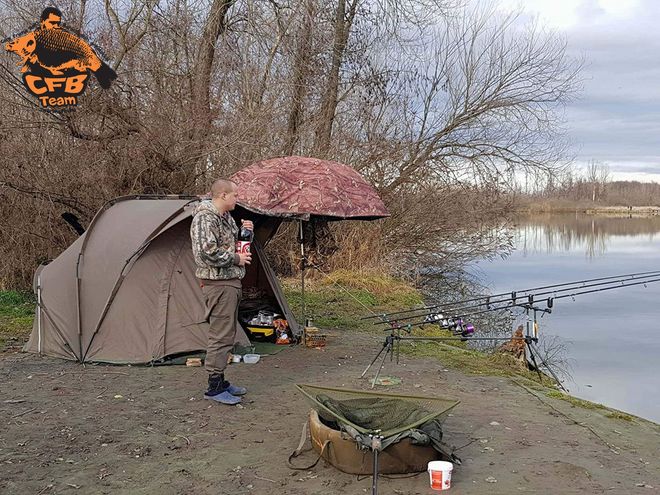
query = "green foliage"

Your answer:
(0, 291), (35, 350)
(0, 291), (35, 316)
